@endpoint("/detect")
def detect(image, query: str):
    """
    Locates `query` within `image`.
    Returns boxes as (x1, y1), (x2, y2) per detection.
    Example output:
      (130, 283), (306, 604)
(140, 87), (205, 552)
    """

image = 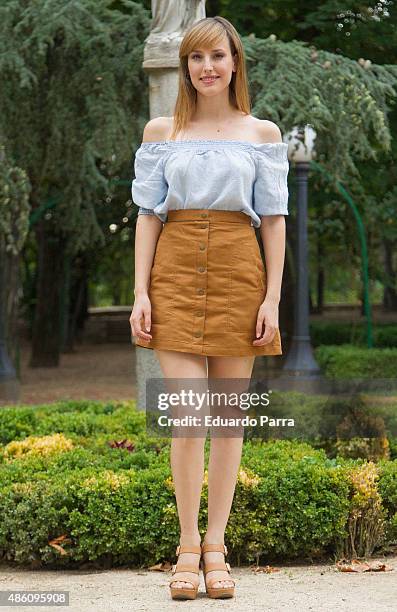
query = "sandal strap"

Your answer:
(171, 563), (200, 575)
(176, 544), (201, 556)
(203, 561), (231, 574)
(201, 543), (228, 555)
